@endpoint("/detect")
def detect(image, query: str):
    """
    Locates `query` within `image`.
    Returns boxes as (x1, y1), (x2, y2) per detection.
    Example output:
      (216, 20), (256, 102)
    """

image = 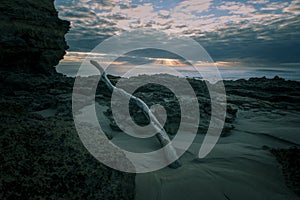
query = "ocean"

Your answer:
(56, 62), (300, 82)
